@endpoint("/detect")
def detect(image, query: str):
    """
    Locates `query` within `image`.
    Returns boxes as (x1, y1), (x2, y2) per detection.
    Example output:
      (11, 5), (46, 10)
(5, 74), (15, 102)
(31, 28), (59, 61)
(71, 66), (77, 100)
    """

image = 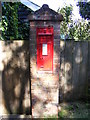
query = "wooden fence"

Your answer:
(60, 40), (89, 101)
